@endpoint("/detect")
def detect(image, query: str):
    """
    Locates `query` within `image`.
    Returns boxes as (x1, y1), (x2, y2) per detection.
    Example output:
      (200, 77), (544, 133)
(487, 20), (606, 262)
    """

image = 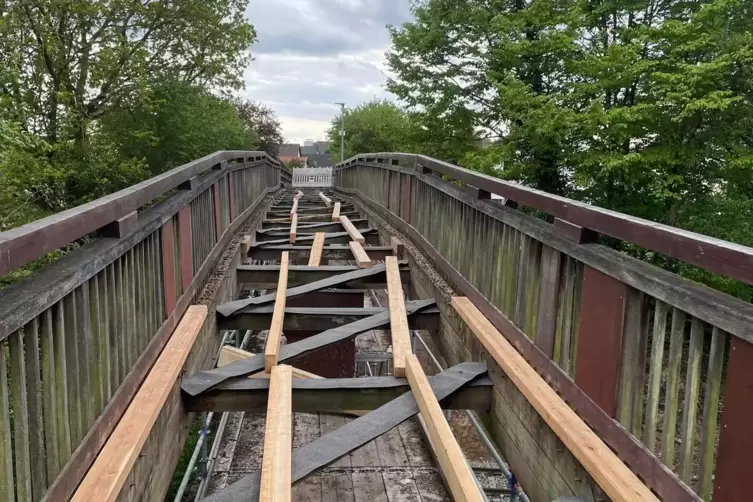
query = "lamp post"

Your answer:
(335, 102), (345, 162)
